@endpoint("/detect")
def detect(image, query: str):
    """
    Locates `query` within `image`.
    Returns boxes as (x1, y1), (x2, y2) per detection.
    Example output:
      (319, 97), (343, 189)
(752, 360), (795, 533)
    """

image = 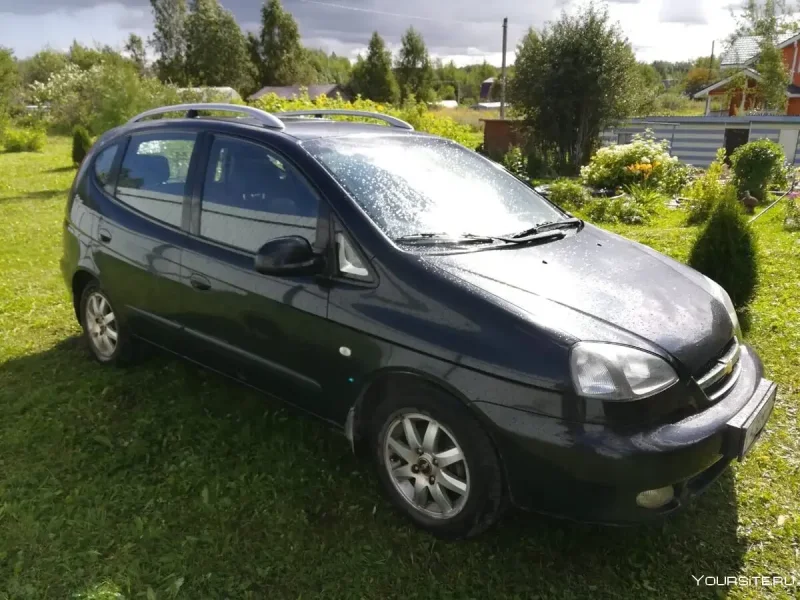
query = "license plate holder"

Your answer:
(726, 380), (777, 461)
